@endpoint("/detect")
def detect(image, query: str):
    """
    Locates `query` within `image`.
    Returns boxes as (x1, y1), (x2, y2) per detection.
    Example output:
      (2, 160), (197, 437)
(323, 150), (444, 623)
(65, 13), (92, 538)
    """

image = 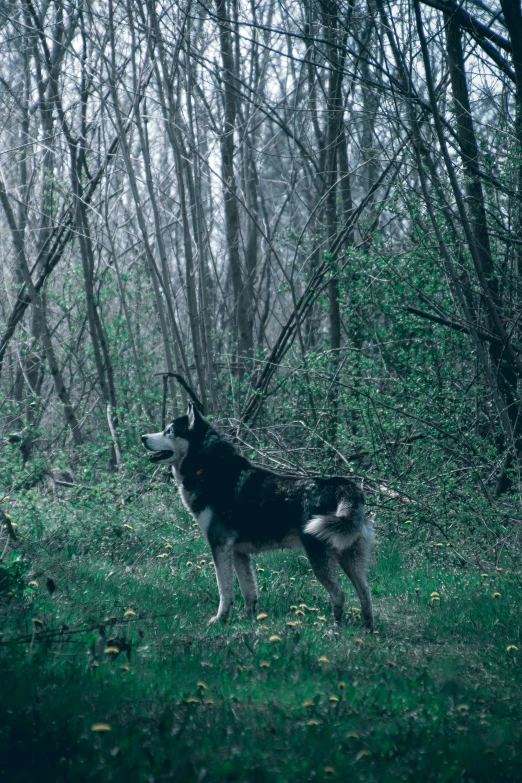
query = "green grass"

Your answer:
(1, 479), (521, 782)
